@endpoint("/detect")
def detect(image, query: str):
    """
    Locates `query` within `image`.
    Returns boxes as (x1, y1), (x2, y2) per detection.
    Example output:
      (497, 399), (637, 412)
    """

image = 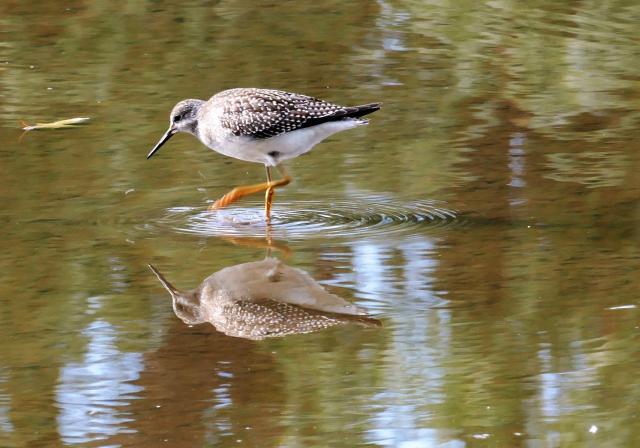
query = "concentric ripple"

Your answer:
(150, 195), (459, 241)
